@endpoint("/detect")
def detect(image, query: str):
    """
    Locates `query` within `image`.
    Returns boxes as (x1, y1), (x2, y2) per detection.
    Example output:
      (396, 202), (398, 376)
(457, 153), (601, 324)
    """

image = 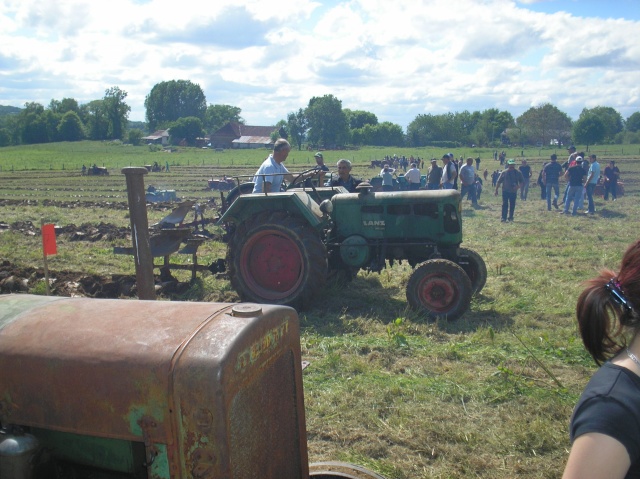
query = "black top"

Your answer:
(605, 166), (620, 184)
(566, 164), (587, 186)
(330, 175), (362, 193)
(570, 362), (640, 478)
(427, 165), (443, 185)
(543, 161), (563, 183)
